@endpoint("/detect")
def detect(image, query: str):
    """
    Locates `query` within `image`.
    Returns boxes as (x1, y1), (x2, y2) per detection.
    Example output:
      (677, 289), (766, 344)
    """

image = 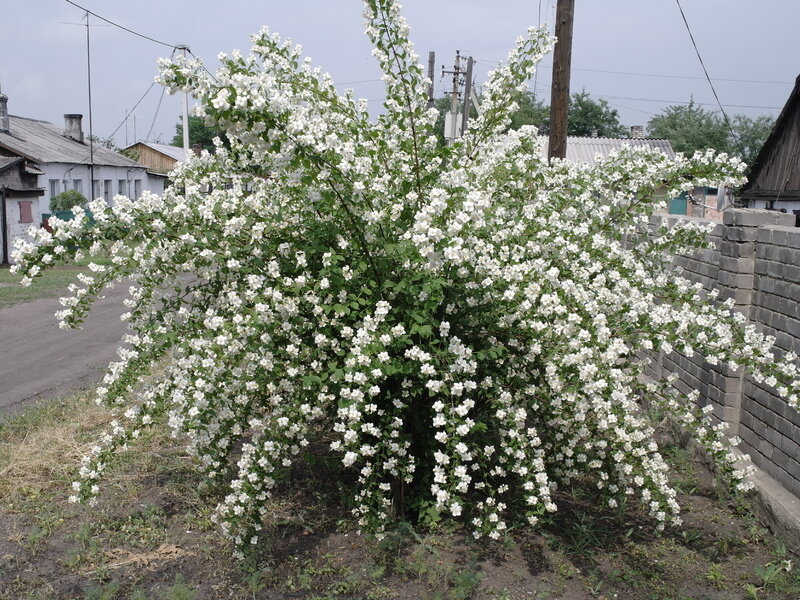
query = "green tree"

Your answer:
(509, 91), (550, 132)
(646, 100), (730, 156)
(567, 90), (627, 137)
(647, 102), (774, 169)
(729, 114), (774, 168)
(172, 115), (219, 152)
(49, 189), (87, 213)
